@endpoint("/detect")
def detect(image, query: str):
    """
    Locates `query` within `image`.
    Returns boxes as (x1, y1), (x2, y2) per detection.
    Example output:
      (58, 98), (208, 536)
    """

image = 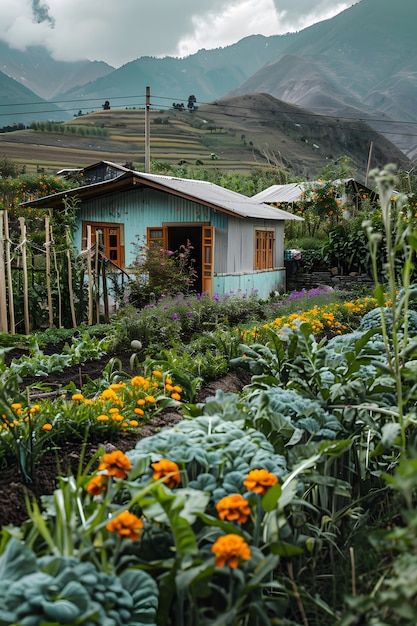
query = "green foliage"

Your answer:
(0, 539), (158, 626)
(128, 239), (197, 307)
